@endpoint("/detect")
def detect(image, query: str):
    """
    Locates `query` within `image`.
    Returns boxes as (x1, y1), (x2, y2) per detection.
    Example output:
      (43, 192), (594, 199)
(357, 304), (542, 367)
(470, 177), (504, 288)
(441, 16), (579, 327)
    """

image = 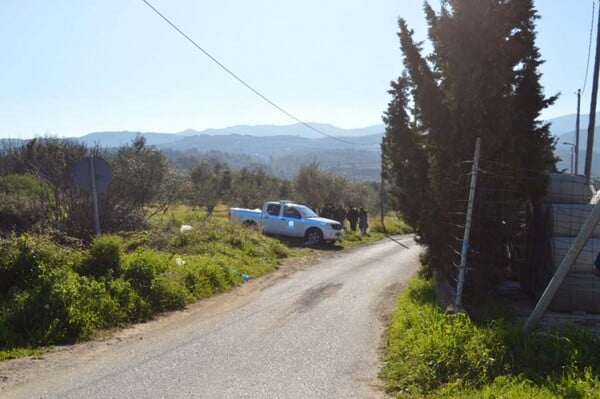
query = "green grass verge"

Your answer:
(381, 277), (600, 398)
(0, 346), (47, 360)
